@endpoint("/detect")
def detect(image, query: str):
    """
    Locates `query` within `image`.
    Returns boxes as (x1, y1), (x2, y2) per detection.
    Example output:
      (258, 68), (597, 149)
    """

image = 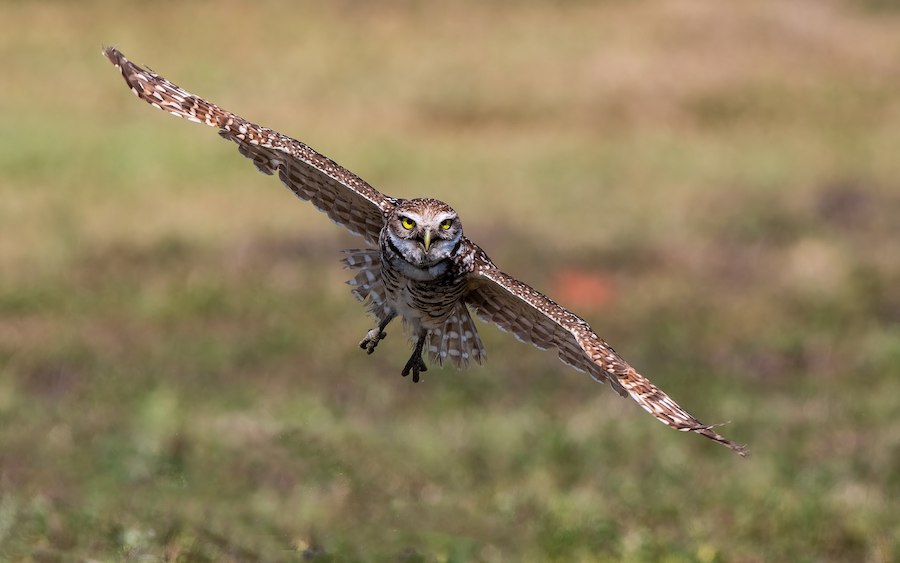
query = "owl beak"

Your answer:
(422, 229), (432, 252)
